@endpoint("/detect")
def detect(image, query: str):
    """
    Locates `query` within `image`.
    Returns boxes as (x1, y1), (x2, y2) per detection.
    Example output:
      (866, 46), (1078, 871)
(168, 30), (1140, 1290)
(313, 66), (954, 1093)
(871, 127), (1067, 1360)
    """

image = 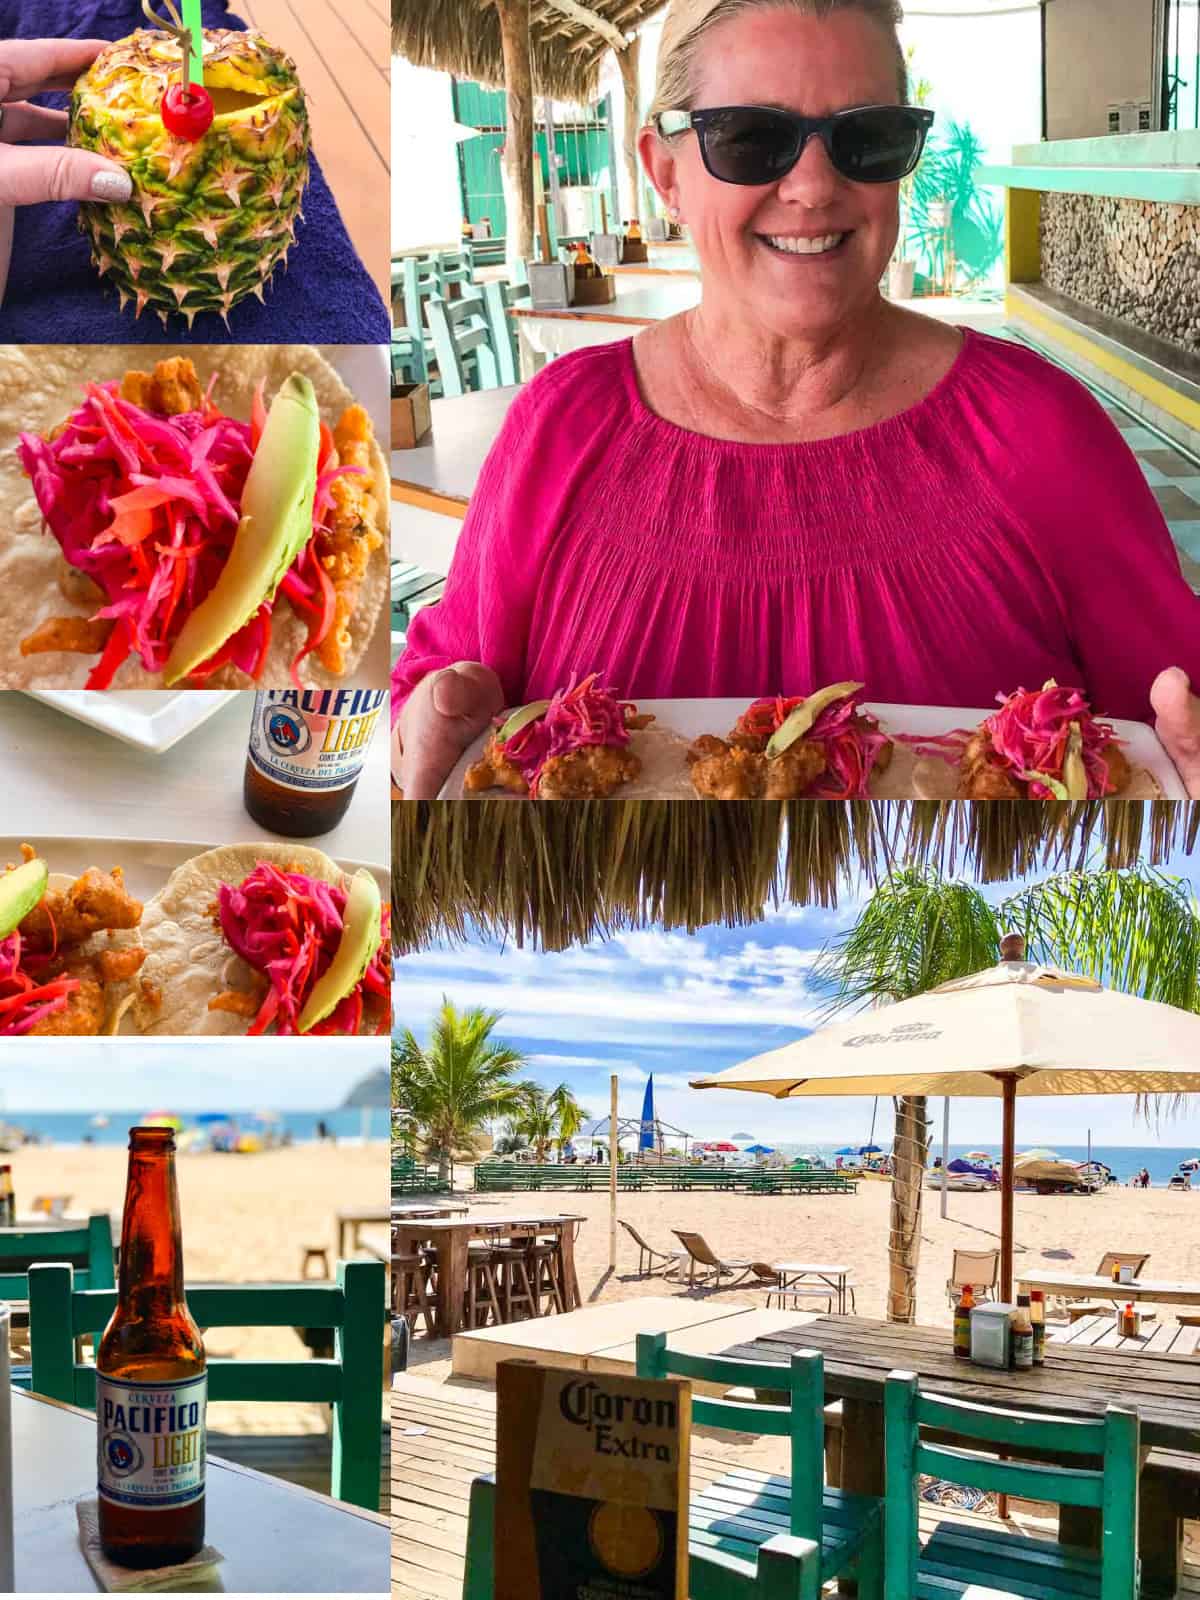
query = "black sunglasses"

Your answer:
(656, 103), (934, 186)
